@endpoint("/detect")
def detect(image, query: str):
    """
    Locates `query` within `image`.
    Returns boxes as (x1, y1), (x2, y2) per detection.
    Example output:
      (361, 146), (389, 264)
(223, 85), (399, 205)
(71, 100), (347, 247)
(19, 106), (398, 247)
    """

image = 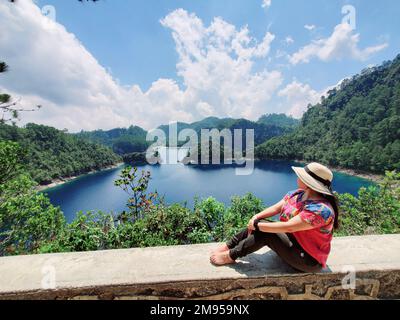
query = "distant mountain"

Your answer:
(158, 115), (298, 146)
(0, 123), (121, 185)
(256, 54), (400, 173)
(77, 114), (298, 154)
(76, 126), (149, 155)
(257, 113), (300, 128)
